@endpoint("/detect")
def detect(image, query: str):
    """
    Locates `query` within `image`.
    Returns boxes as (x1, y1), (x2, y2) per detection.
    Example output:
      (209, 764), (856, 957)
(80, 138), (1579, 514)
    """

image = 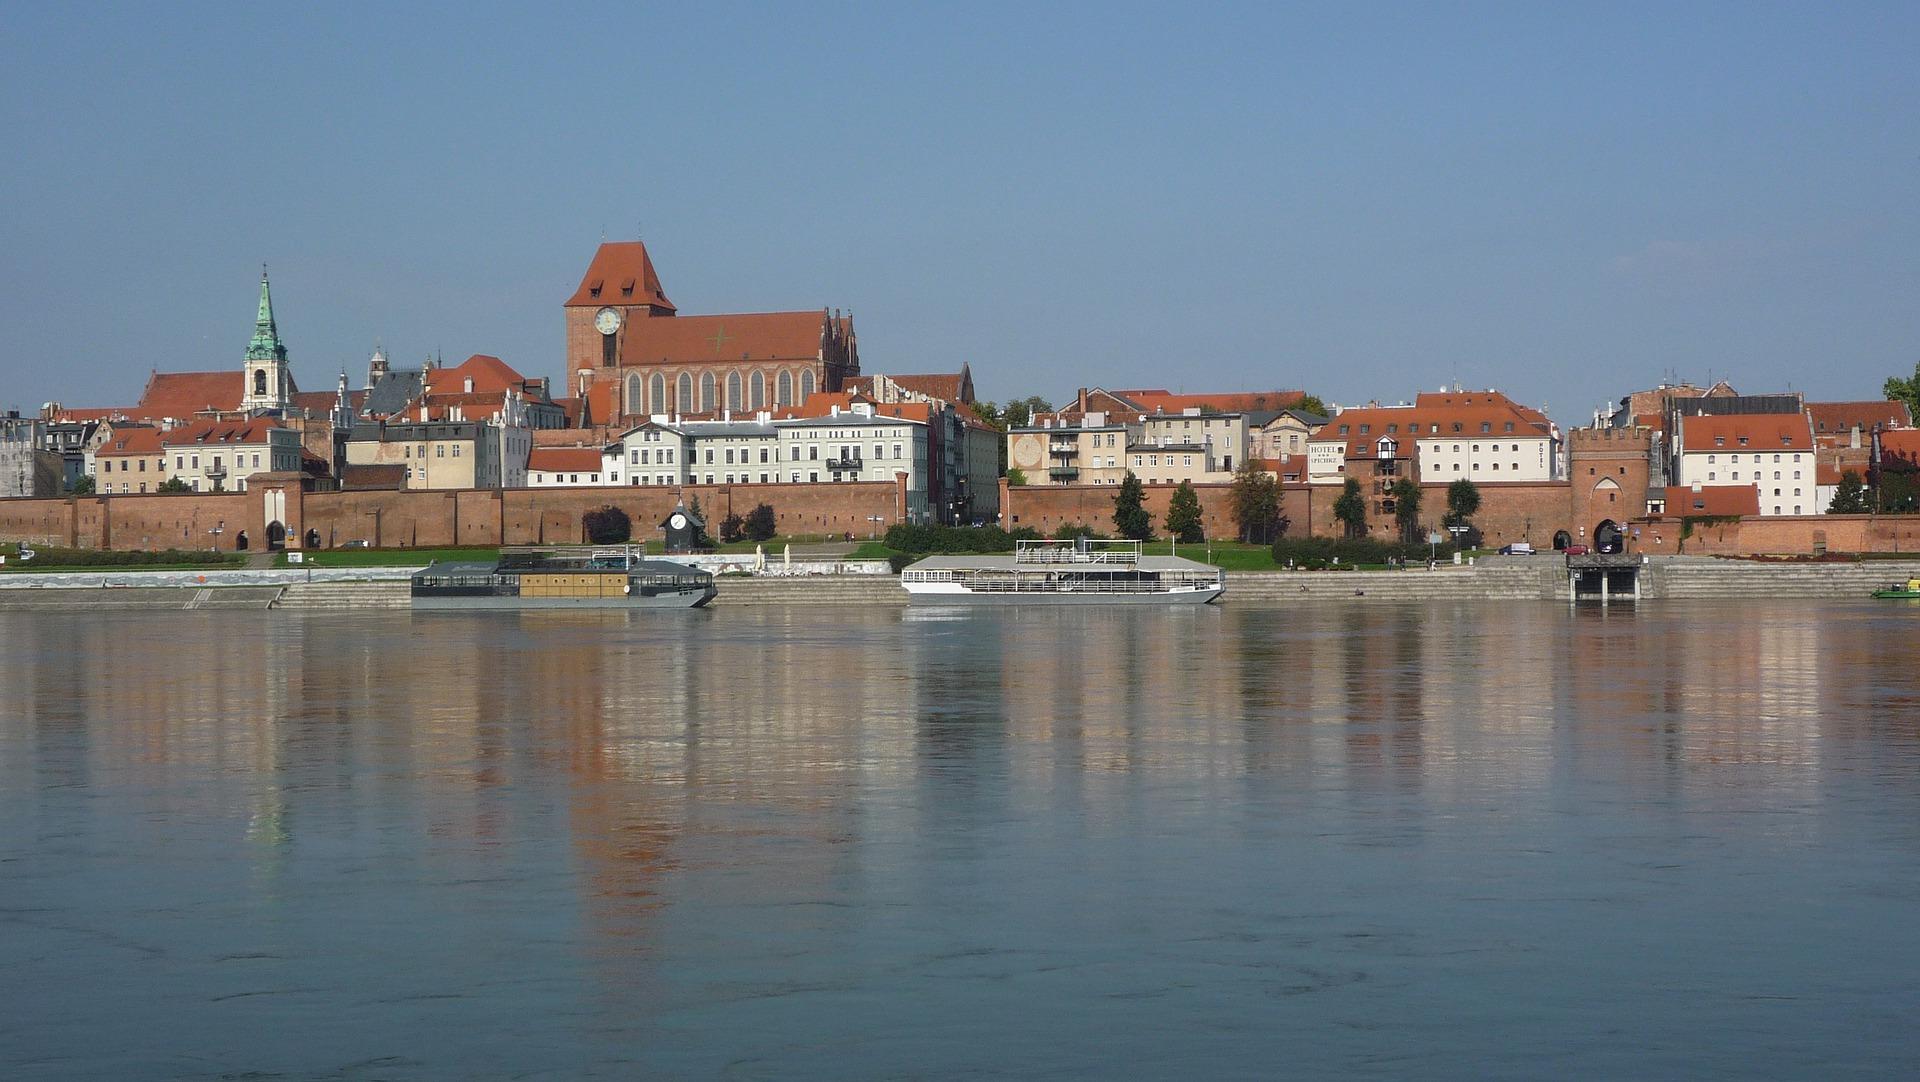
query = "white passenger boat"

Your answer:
(899, 539), (1223, 605)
